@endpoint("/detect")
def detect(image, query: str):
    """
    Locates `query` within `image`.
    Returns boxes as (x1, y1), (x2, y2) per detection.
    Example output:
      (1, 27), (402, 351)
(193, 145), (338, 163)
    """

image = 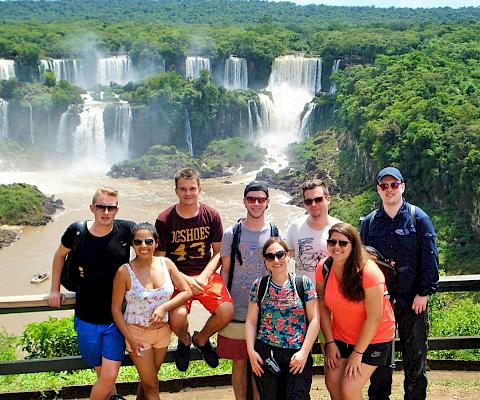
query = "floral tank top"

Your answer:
(123, 257), (174, 326)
